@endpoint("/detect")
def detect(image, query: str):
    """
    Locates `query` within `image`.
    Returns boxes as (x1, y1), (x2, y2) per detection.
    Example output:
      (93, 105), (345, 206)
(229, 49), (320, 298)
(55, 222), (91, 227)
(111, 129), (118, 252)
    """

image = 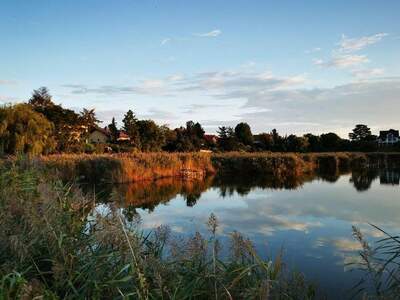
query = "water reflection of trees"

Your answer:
(350, 168), (379, 192)
(82, 167), (400, 211)
(349, 168), (400, 191)
(212, 172), (316, 197)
